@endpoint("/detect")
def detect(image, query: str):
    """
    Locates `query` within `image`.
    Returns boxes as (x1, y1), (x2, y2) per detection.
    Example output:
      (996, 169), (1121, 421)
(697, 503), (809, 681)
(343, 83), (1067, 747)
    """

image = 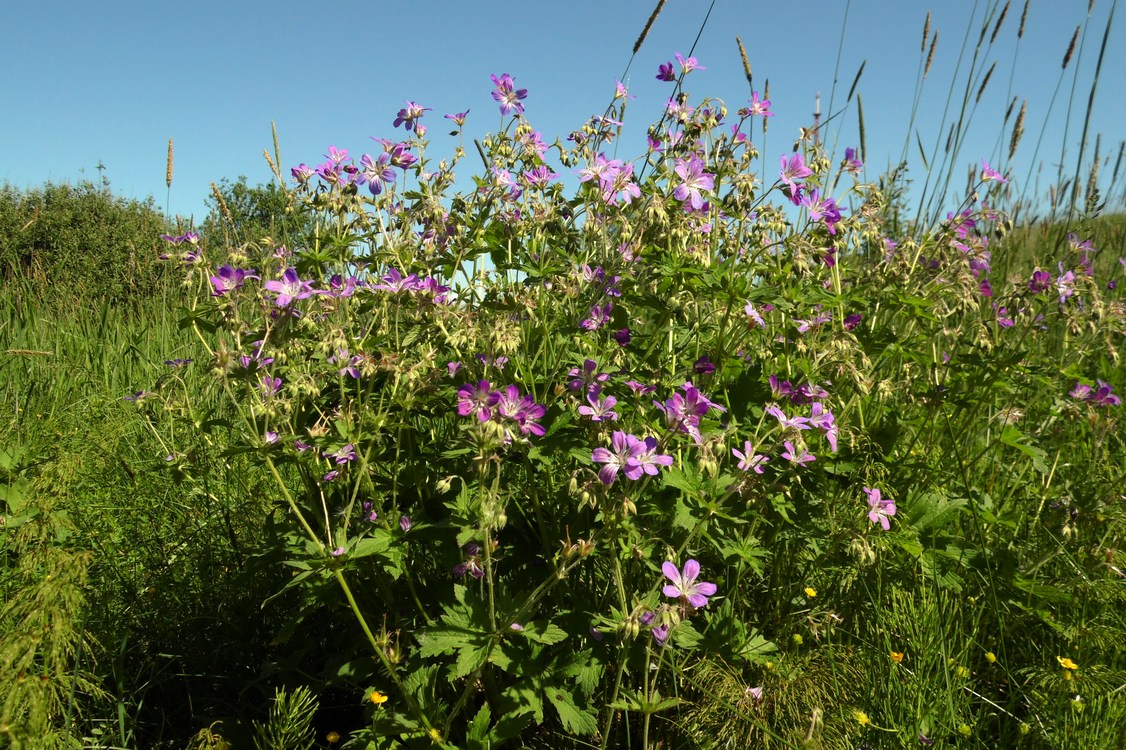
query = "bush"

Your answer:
(0, 180), (173, 306)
